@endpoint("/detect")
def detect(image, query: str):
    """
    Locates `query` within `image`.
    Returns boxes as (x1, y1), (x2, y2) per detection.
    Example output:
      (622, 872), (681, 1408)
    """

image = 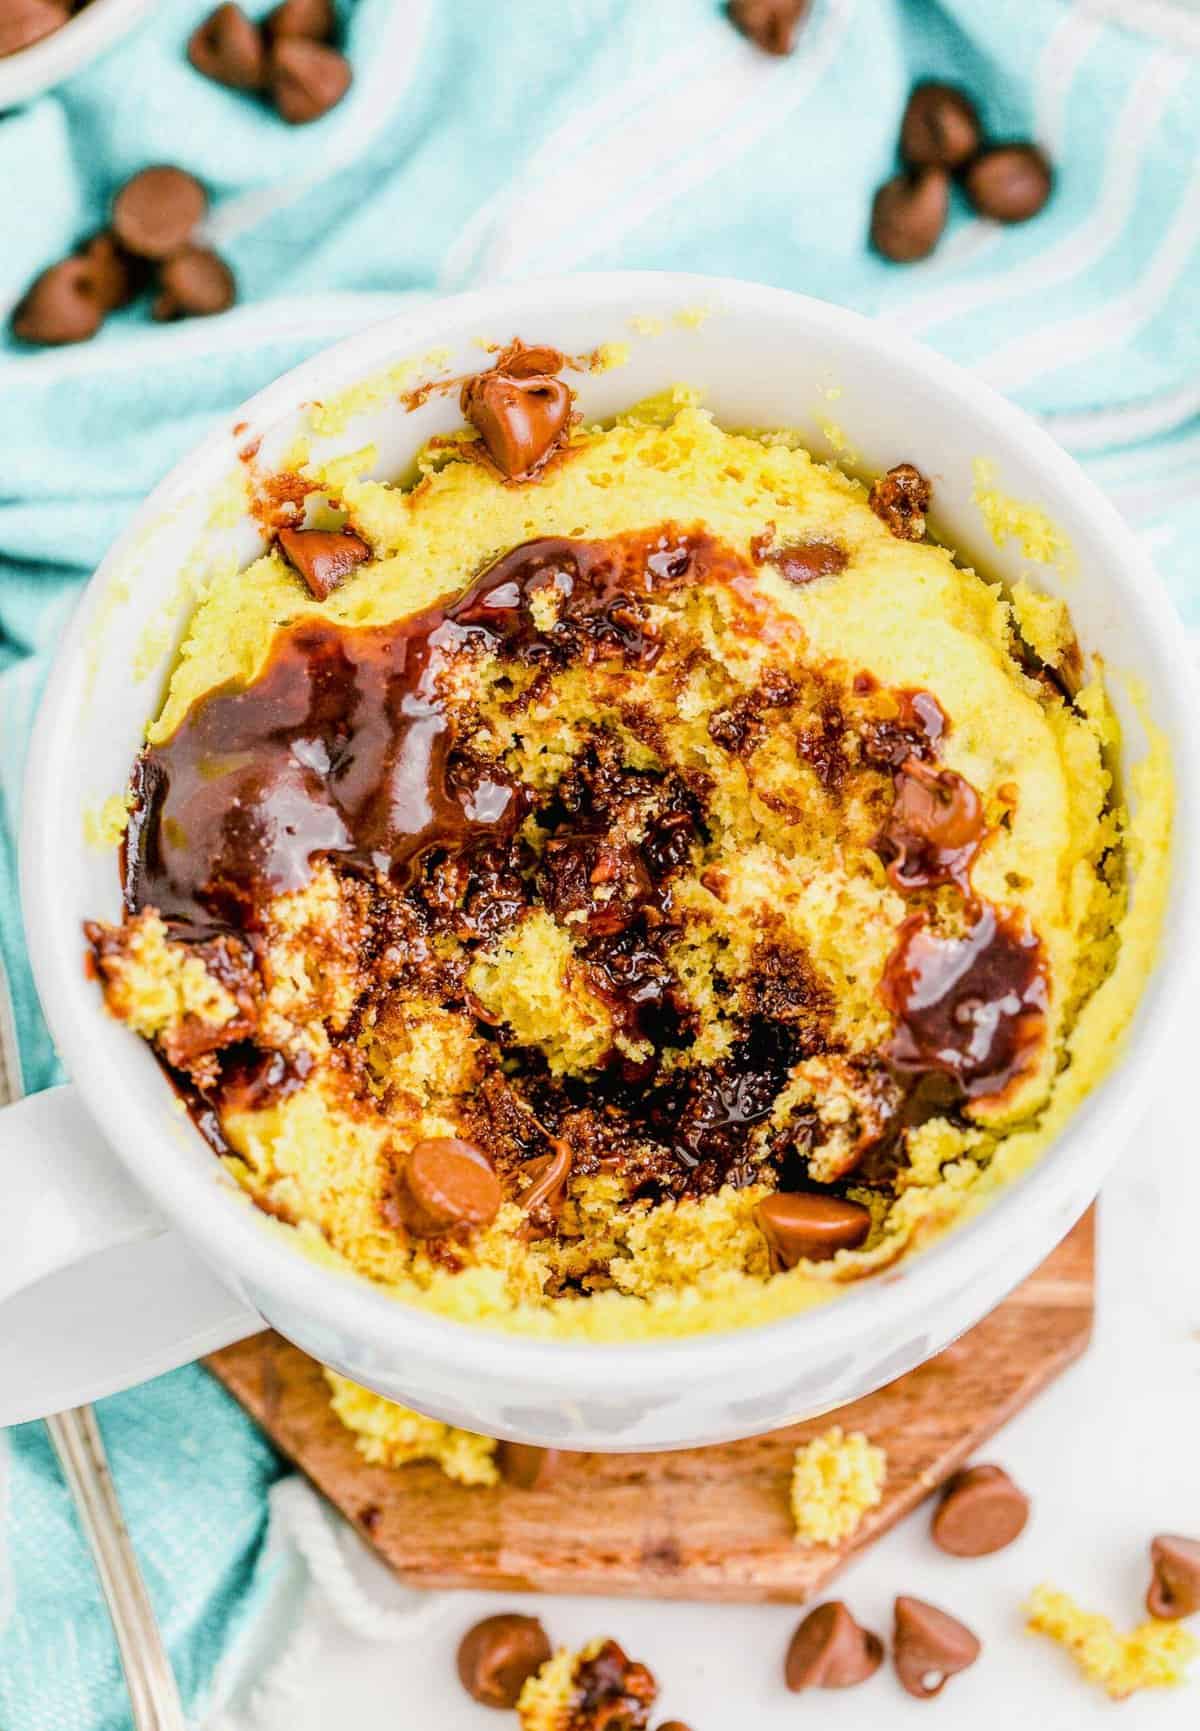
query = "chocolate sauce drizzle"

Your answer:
(114, 521), (1052, 1216)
